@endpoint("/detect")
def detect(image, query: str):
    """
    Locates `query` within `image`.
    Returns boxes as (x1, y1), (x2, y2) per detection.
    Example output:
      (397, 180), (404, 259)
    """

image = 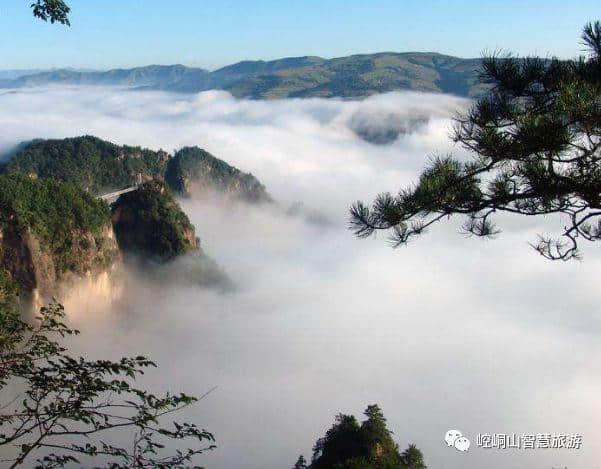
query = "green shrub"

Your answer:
(0, 173), (112, 273)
